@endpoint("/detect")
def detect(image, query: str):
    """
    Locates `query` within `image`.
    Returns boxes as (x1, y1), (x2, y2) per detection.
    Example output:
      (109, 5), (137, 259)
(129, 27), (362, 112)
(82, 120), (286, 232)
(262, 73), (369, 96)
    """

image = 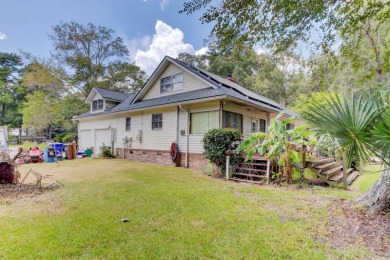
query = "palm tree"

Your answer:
(304, 92), (390, 213)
